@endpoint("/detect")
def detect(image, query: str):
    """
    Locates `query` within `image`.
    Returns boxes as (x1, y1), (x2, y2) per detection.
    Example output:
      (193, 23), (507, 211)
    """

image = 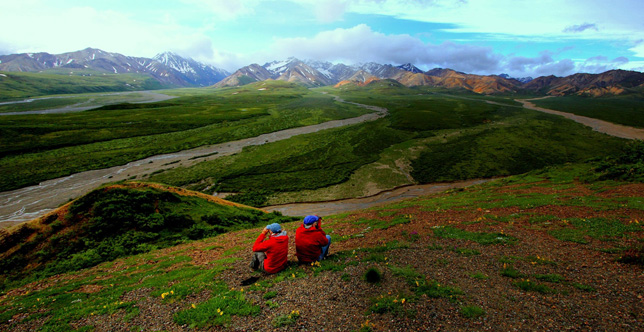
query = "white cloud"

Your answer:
(314, 0), (348, 22)
(270, 24), (502, 73)
(629, 40), (644, 58)
(0, 1), (213, 58)
(178, 0), (259, 20)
